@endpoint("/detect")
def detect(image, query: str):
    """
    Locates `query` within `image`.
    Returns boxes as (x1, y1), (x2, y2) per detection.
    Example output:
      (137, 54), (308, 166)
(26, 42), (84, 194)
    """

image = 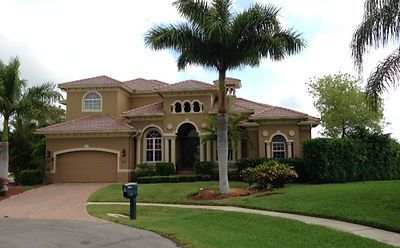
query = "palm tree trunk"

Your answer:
(0, 117), (9, 191)
(217, 71), (230, 194)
